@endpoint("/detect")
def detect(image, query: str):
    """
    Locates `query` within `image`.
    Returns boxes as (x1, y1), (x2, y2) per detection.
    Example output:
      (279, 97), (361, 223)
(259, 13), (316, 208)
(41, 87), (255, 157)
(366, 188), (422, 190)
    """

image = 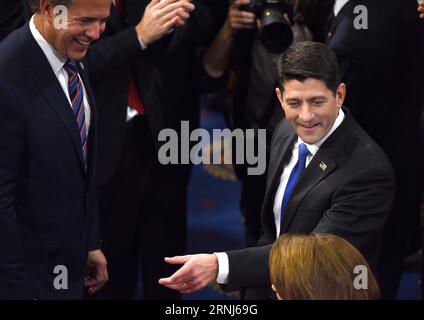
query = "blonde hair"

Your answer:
(269, 233), (380, 300)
